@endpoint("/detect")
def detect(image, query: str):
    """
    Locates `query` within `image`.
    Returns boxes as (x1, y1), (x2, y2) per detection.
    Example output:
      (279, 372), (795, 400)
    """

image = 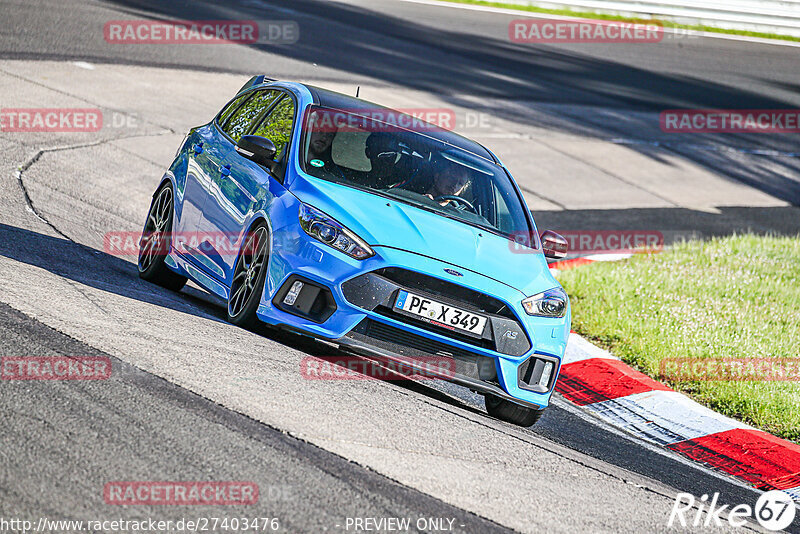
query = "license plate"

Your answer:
(394, 290), (487, 336)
